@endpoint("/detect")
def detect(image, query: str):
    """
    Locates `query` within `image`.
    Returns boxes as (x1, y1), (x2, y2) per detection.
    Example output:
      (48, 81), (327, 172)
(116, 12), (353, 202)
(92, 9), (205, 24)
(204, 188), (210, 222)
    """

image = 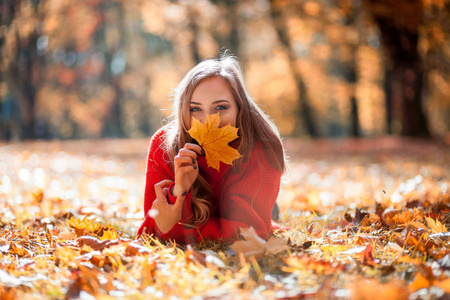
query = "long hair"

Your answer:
(164, 54), (286, 226)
